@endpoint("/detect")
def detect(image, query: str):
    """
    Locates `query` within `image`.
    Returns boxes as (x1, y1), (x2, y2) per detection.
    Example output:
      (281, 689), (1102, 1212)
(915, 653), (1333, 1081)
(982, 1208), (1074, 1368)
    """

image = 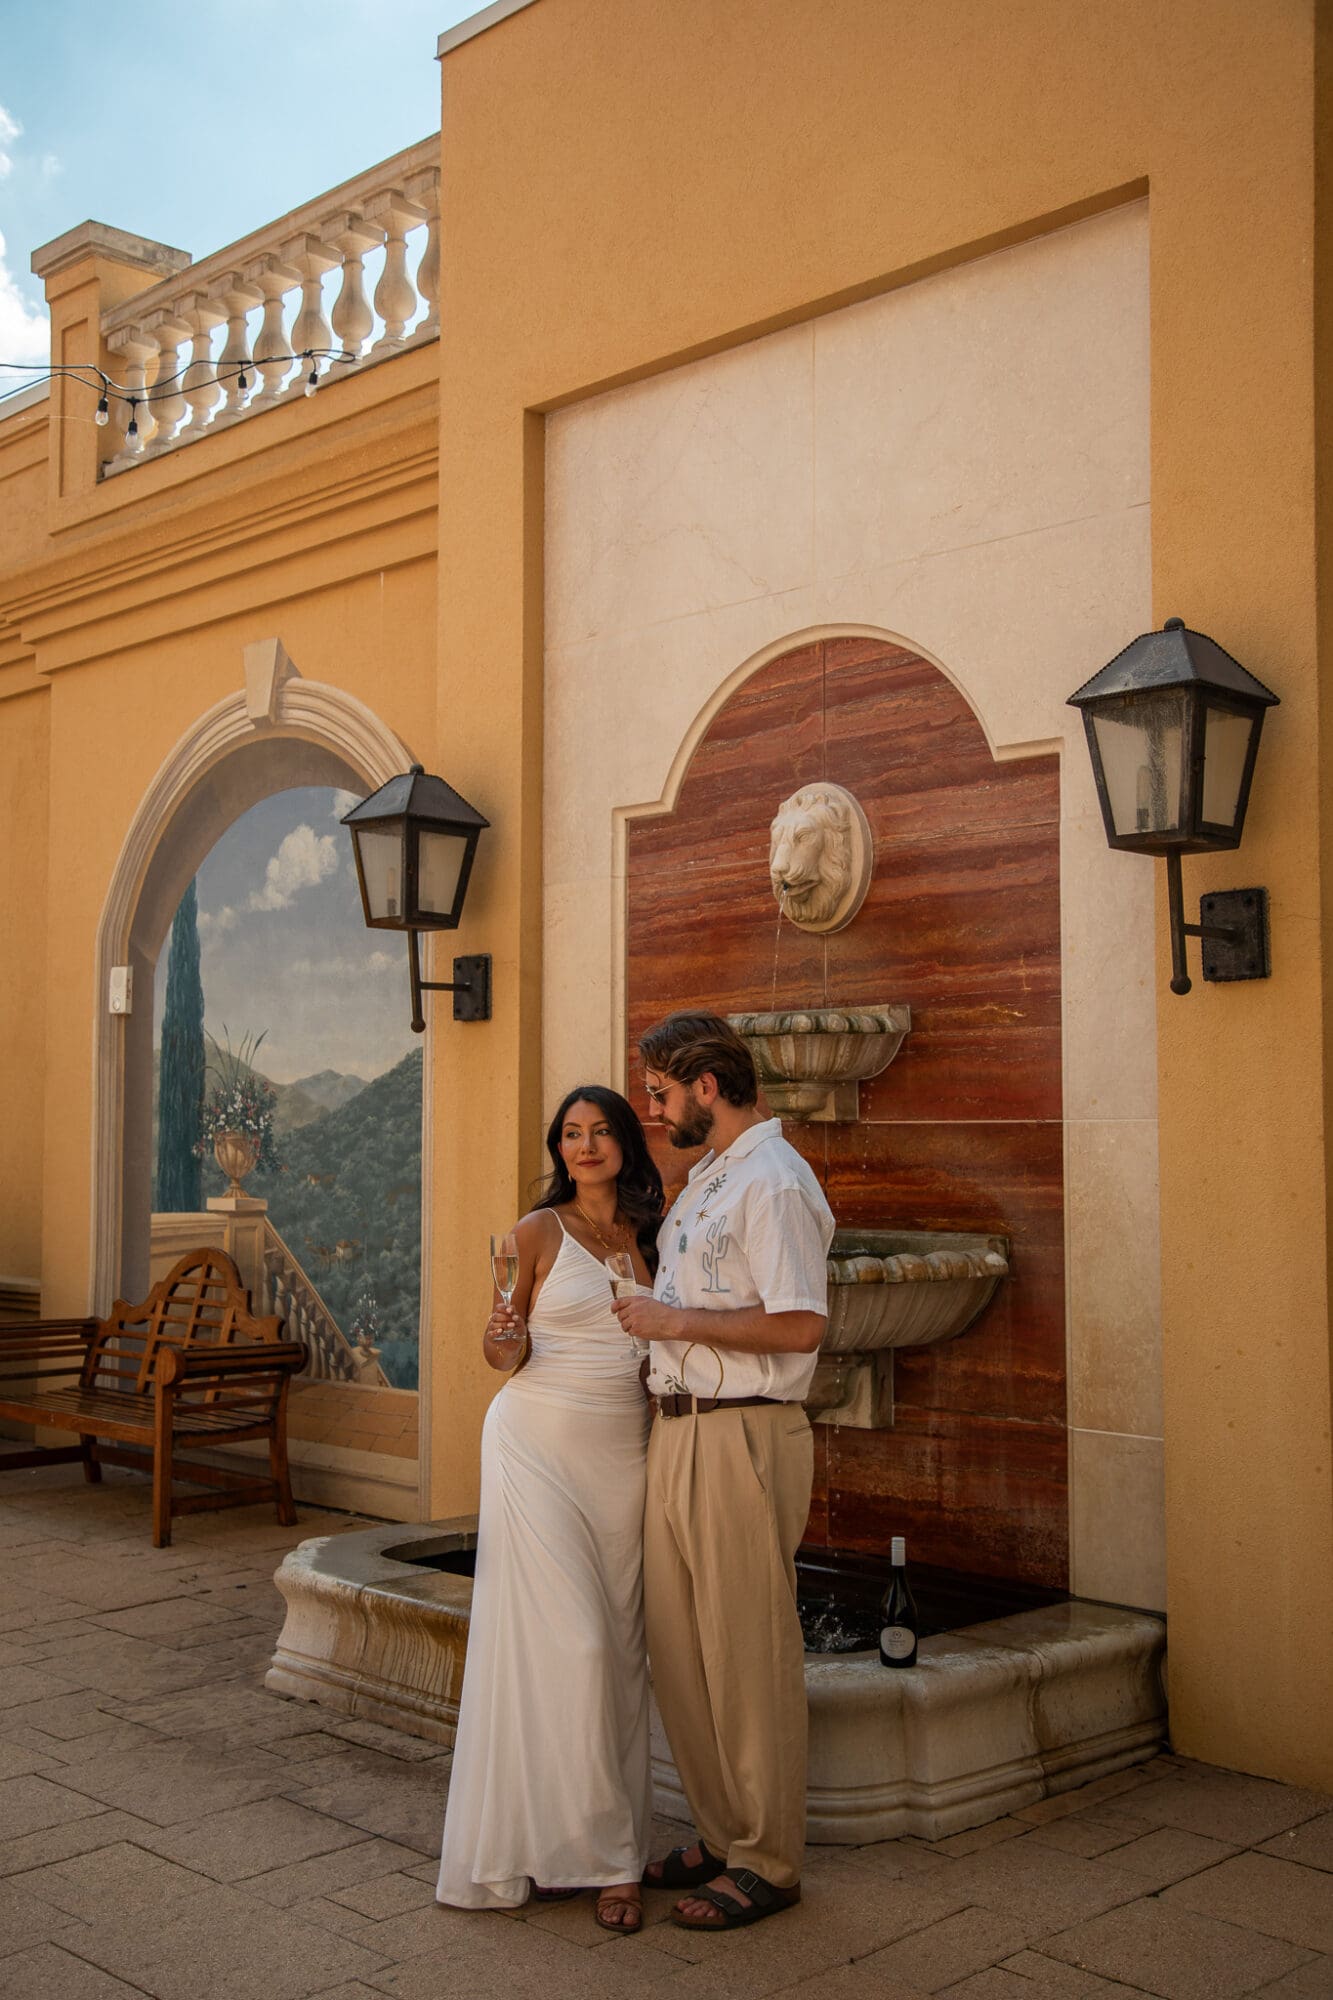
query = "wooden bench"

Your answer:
(0, 1248), (307, 1546)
